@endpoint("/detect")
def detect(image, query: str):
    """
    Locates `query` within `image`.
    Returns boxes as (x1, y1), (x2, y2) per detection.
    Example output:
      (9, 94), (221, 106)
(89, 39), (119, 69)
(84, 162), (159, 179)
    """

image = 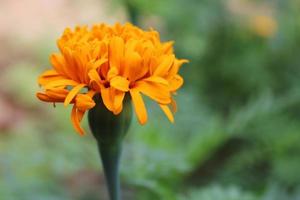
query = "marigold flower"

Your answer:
(37, 23), (188, 135)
